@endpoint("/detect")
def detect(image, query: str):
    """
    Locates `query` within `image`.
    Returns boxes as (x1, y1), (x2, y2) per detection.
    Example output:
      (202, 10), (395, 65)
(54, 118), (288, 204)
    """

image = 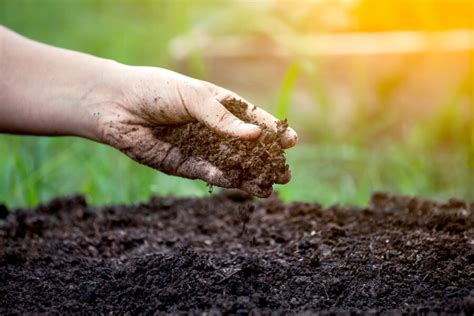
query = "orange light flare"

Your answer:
(265, 0), (473, 129)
